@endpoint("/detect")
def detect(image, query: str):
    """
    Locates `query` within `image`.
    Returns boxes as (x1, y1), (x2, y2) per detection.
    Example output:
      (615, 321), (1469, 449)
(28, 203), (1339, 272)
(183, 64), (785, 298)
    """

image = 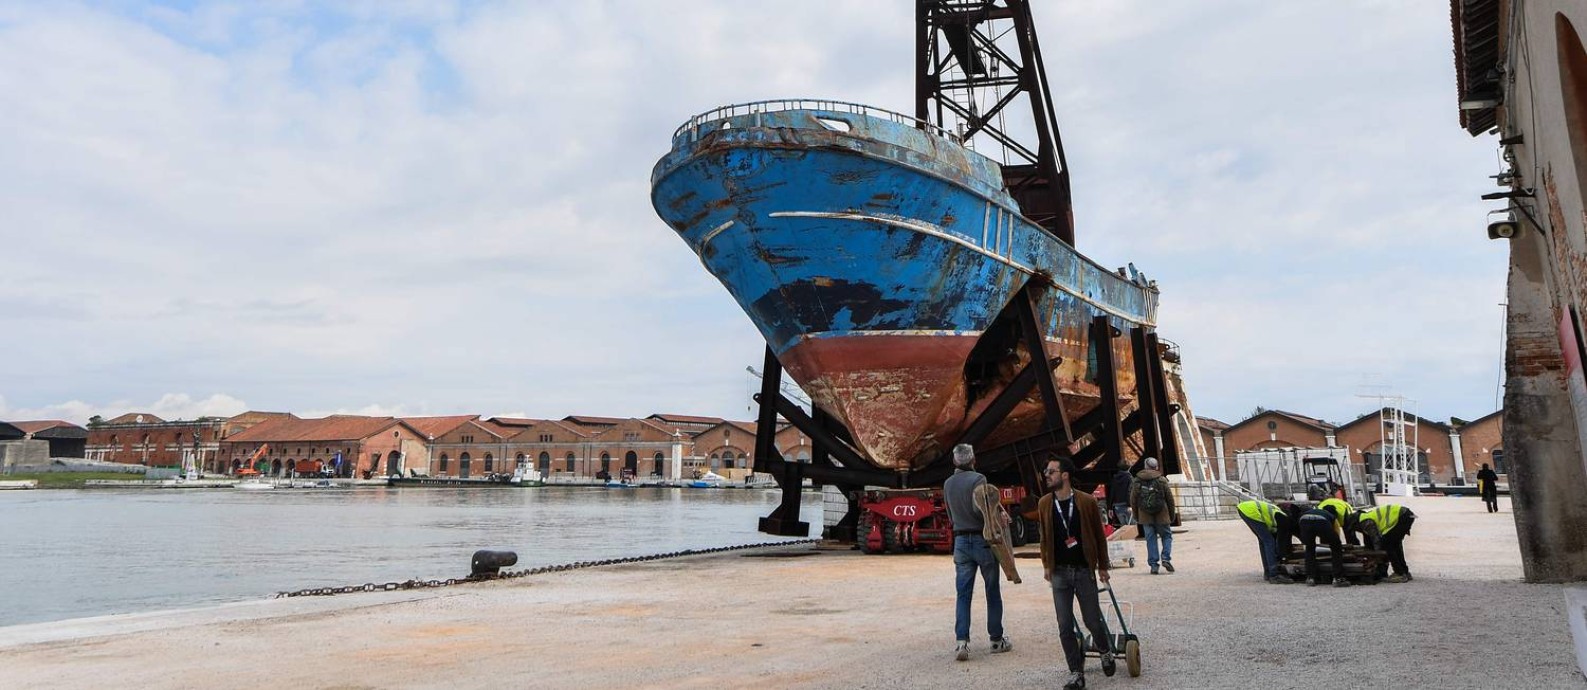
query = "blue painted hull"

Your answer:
(652, 103), (1158, 470)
